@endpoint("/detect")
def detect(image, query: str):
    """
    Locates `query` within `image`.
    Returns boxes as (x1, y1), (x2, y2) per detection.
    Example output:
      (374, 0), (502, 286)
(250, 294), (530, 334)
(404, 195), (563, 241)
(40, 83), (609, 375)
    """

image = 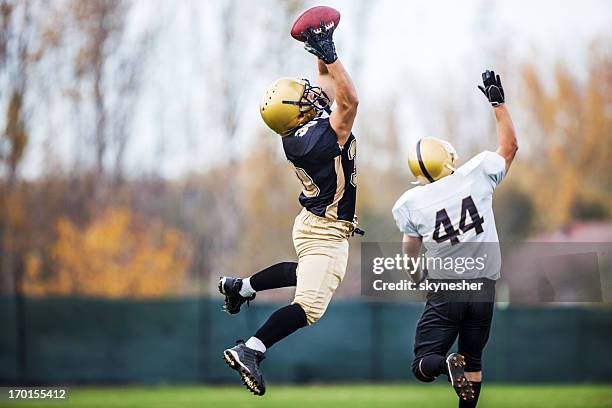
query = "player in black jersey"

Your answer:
(219, 21), (359, 396)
